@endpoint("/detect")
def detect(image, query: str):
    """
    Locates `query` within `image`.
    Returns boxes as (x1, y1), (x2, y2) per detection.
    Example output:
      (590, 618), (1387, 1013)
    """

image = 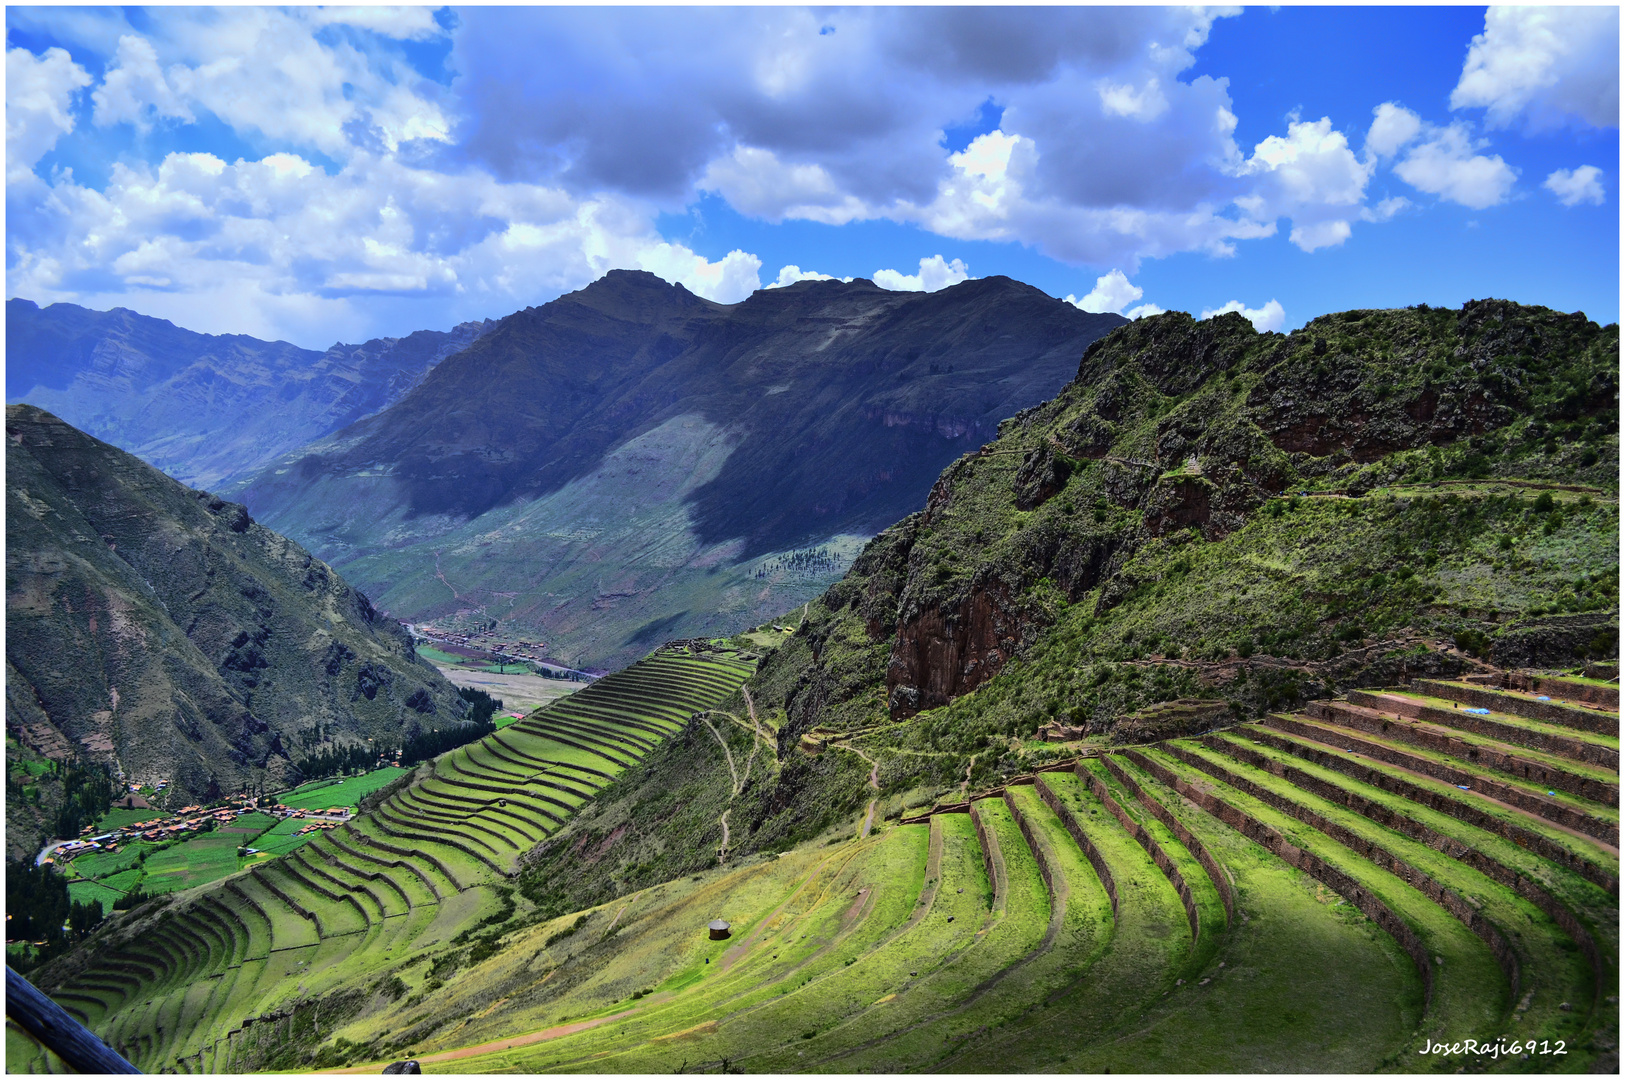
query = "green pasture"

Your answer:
(279, 767), (407, 811)
(140, 834), (246, 894)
